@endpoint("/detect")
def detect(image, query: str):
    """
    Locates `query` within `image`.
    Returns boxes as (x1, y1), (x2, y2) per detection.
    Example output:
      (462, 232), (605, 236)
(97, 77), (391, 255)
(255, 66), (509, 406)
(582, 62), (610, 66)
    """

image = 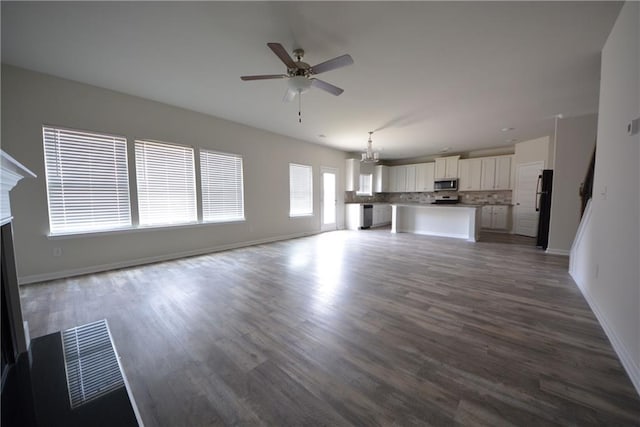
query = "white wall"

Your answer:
(514, 136), (552, 168)
(1, 65), (347, 283)
(548, 114), (597, 254)
(570, 1), (639, 395)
